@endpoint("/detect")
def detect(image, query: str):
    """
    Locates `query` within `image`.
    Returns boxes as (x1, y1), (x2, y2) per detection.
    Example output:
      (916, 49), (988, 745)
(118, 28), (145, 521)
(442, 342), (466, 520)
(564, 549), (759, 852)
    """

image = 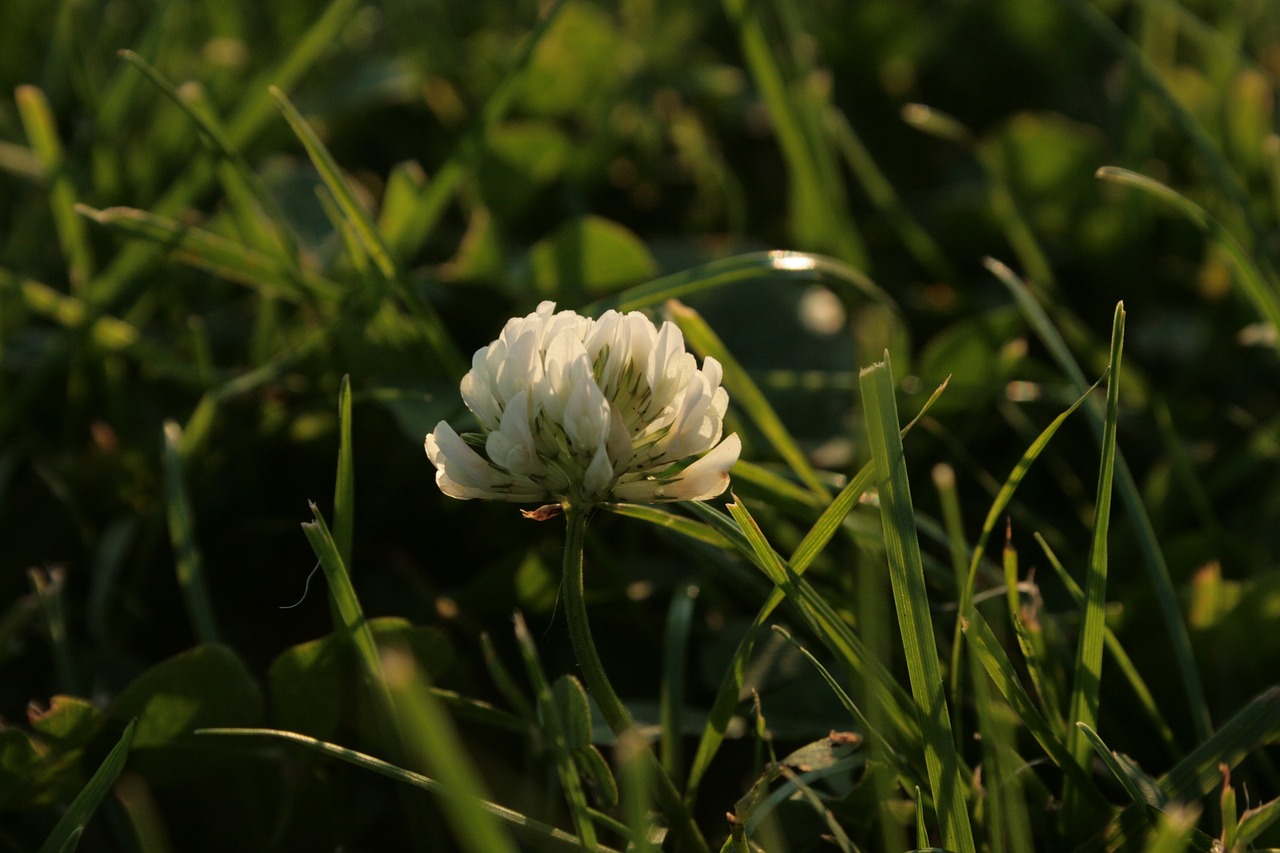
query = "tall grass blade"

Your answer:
(859, 354), (975, 853)
(162, 421), (219, 645)
(1034, 533), (1176, 754)
(988, 257), (1211, 743)
(38, 719), (136, 853)
(1062, 303), (1125, 820)
(681, 378), (948, 801)
(197, 727), (603, 852)
(1078, 722), (1165, 814)
(720, 0), (866, 267)
(333, 375), (355, 573)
